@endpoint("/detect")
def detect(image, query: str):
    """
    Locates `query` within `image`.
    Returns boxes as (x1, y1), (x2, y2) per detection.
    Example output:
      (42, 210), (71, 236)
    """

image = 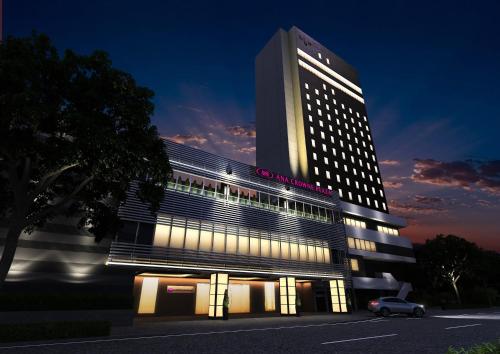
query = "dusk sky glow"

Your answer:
(6, 0), (500, 251)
